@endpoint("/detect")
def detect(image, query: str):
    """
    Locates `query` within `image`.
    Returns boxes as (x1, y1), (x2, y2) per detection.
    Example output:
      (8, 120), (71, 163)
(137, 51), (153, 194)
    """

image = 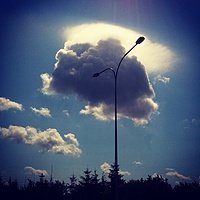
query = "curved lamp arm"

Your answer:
(93, 67), (115, 78)
(116, 36), (145, 78)
(92, 36), (145, 78)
